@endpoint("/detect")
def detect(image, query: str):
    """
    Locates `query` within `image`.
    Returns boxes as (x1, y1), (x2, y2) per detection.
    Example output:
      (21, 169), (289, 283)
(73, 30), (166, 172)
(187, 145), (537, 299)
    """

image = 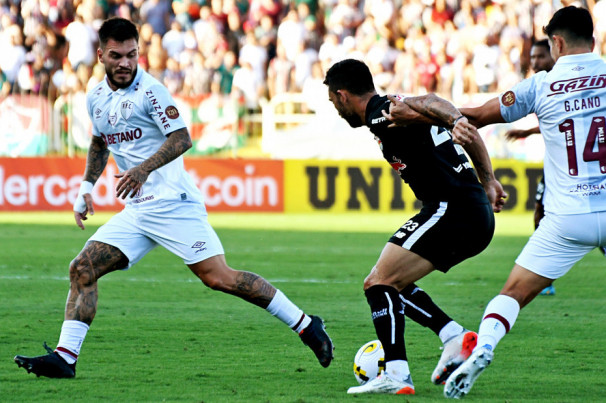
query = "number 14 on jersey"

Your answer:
(559, 116), (606, 176)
